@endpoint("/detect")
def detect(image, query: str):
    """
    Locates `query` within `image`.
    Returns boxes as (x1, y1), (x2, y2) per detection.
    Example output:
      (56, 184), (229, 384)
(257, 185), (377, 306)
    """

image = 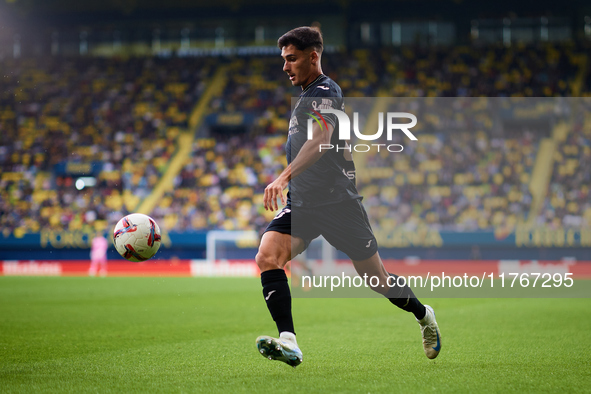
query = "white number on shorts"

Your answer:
(273, 208), (291, 220)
